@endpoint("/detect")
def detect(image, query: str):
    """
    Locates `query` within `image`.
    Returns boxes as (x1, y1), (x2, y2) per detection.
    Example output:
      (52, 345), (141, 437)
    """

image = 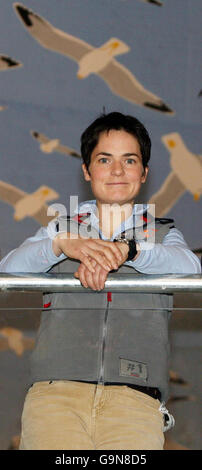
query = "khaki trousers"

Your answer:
(19, 380), (164, 450)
